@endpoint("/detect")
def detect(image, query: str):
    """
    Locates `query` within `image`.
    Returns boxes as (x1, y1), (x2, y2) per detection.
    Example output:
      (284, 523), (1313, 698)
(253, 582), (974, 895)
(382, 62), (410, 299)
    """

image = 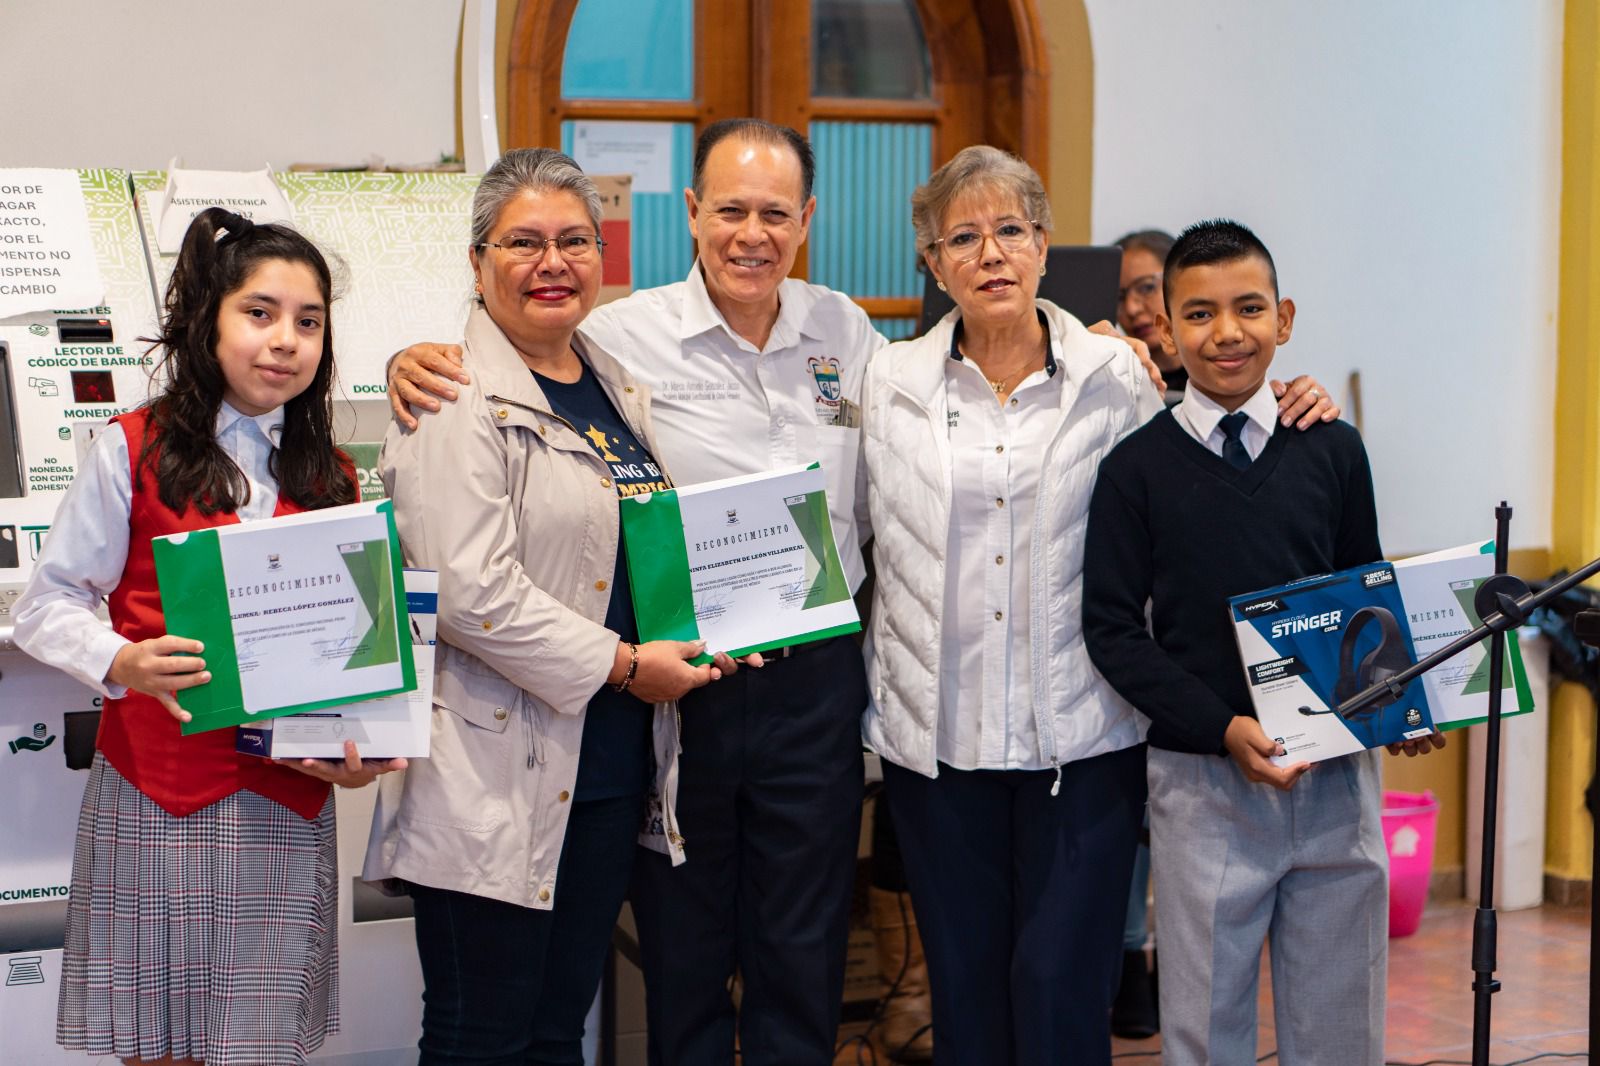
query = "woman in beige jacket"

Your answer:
(365, 148), (717, 1065)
